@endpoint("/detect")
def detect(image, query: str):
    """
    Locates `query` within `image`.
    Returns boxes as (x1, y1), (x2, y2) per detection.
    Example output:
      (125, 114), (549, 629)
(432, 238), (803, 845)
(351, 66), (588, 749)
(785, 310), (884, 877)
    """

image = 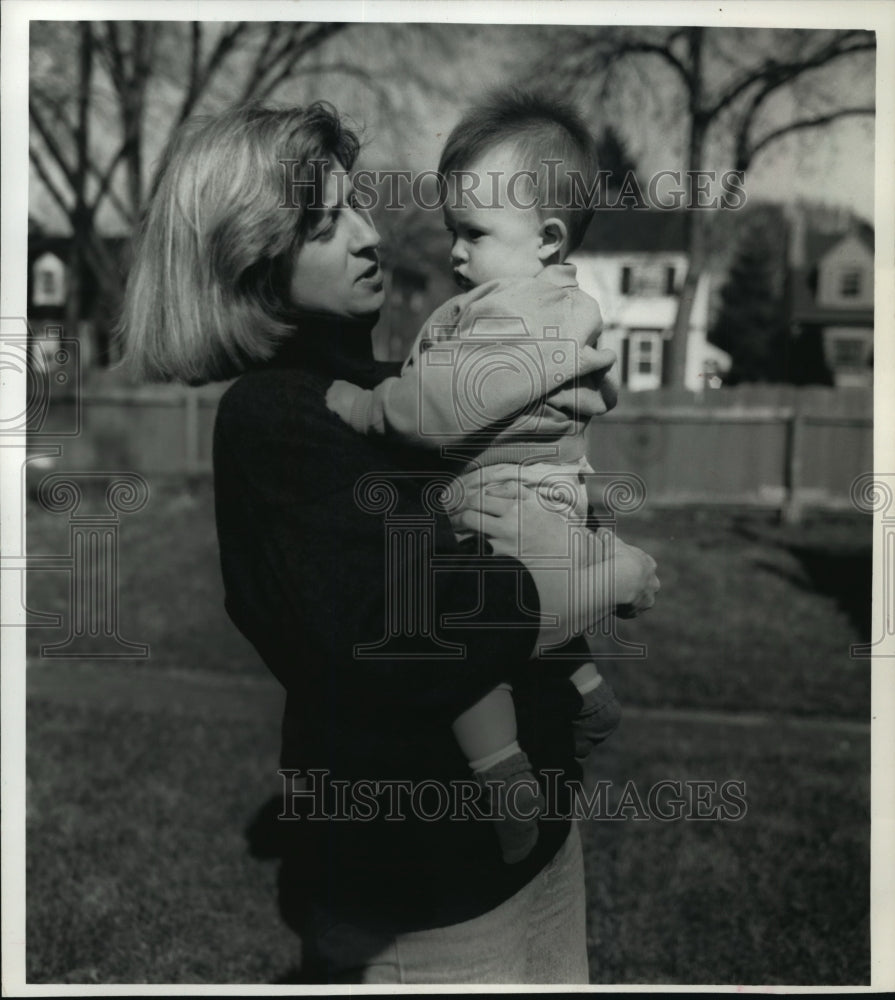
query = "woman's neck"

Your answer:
(271, 311), (379, 382)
